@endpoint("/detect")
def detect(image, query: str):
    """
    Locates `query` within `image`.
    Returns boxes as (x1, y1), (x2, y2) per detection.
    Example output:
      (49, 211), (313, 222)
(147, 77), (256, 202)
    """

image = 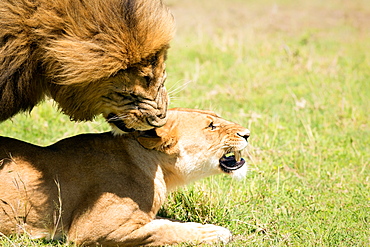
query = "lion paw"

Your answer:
(192, 223), (233, 244)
